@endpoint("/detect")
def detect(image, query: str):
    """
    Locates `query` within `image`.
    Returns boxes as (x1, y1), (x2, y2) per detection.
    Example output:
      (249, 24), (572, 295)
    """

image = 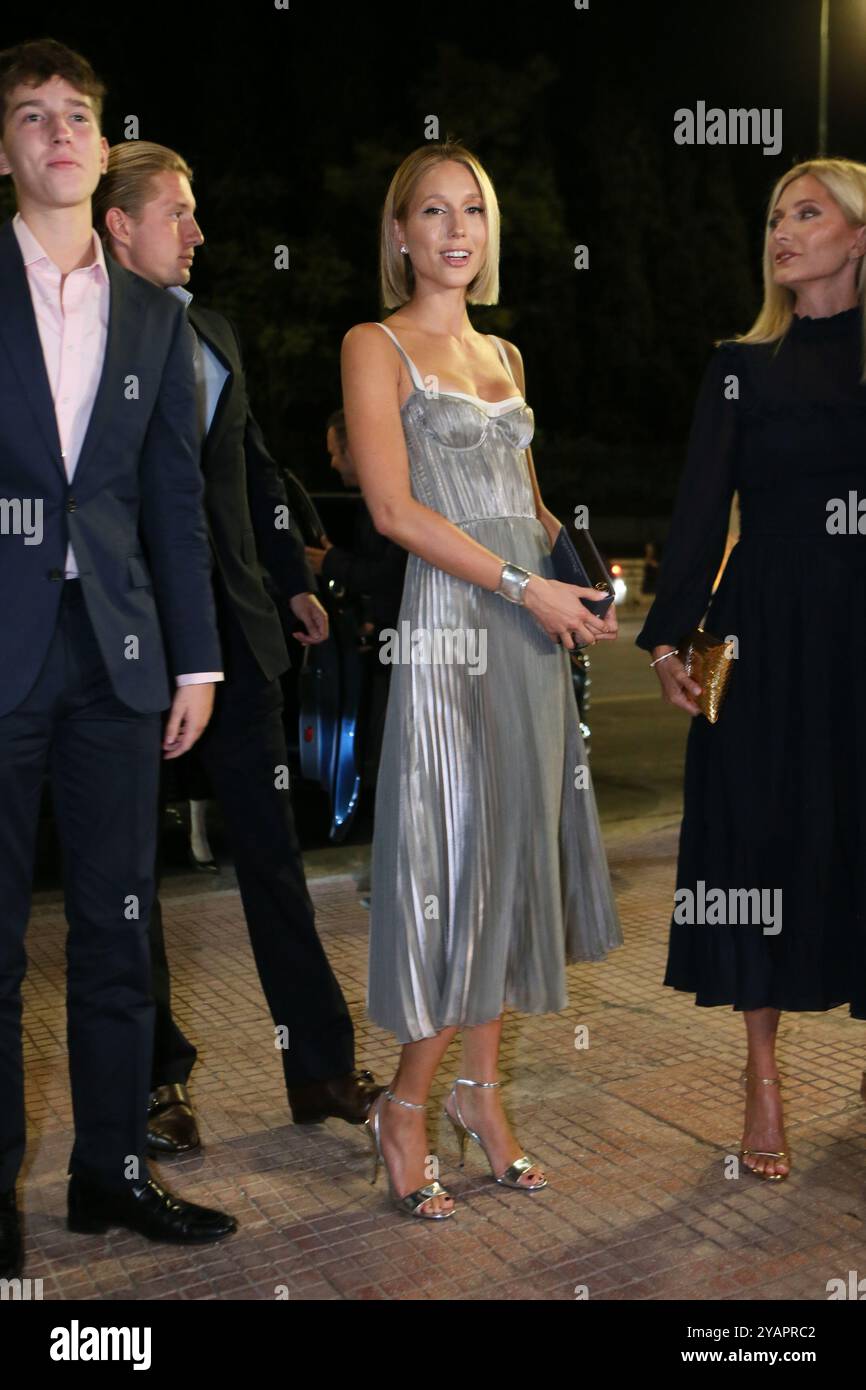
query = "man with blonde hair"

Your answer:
(94, 141), (383, 1152)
